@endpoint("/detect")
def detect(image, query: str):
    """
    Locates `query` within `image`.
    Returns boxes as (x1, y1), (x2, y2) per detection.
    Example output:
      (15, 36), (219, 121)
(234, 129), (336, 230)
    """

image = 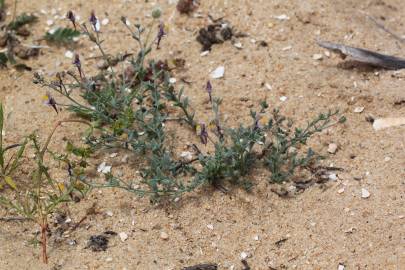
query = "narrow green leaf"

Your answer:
(0, 103), (4, 169)
(8, 139), (27, 175)
(0, 53), (7, 67)
(8, 13), (38, 30)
